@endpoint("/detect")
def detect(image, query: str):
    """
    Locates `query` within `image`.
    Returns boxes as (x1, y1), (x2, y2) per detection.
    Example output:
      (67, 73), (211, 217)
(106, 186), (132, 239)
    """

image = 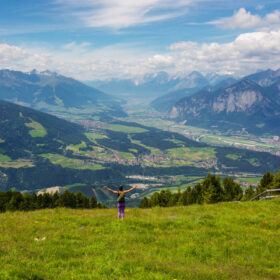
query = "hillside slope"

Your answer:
(151, 73), (235, 112)
(0, 100), (123, 191)
(0, 200), (279, 279)
(171, 74), (280, 135)
(0, 69), (125, 120)
(1, 100), (280, 199)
